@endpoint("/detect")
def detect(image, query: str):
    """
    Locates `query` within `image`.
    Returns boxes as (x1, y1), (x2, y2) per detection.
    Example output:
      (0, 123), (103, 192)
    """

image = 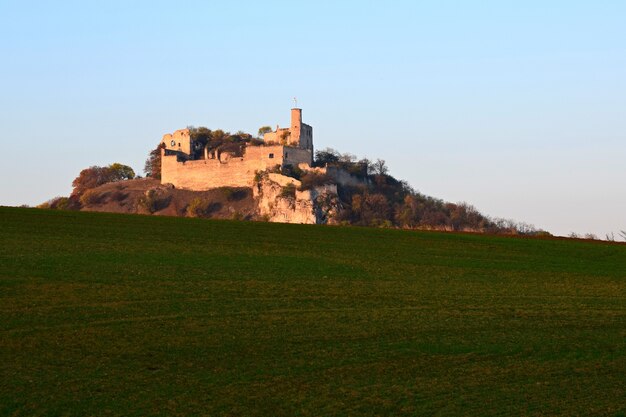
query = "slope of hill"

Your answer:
(77, 178), (258, 220)
(43, 145), (553, 234)
(1, 207), (625, 416)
